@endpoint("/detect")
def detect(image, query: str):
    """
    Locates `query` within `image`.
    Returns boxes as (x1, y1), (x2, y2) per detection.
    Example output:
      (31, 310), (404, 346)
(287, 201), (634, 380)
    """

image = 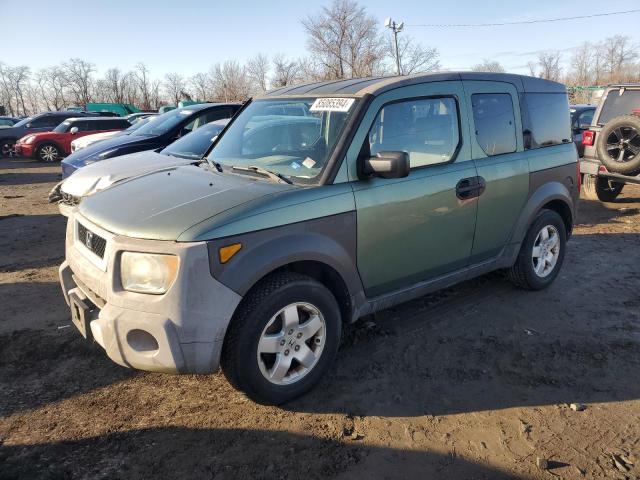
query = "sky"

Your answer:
(0, 0), (638, 77)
